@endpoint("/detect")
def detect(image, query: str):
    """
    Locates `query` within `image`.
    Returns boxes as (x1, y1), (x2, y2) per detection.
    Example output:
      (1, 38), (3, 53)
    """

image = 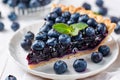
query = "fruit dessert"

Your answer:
(25, 4), (116, 69)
